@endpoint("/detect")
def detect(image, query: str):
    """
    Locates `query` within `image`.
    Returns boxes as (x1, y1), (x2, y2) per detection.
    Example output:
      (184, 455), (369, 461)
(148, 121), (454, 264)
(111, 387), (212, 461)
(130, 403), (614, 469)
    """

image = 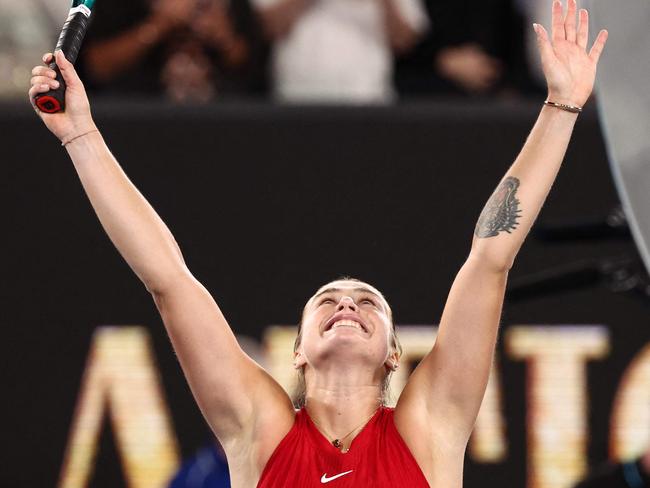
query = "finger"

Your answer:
(29, 82), (53, 95)
(55, 50), (82, 89)
(31, 66), (57, 78)
(28, 84), (53, 110)
(30, 75), (60, 89)
(564, 0), (577, 43)
(552, 0), (566, 41)
(589, 29), (609, 64)
(577, 9), (589, 49)
(534, 23), (555, 61)
(29, 84), (50, 98)
(42, 52), (53, 65)
(28, 86), (41, 111)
